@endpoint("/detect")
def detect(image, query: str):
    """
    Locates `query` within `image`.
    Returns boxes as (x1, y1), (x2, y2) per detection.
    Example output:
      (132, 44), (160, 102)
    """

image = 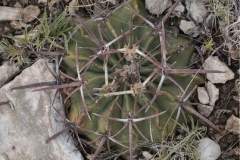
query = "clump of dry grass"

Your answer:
(204, 0), (240, 63)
